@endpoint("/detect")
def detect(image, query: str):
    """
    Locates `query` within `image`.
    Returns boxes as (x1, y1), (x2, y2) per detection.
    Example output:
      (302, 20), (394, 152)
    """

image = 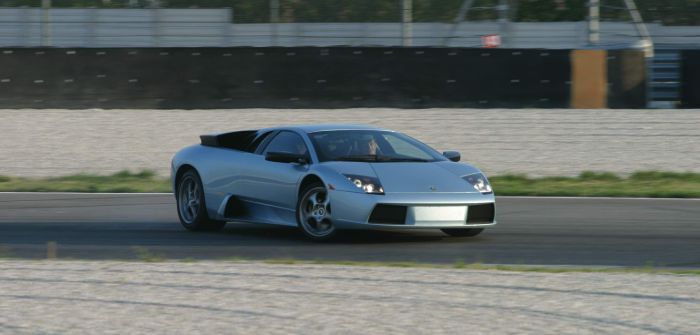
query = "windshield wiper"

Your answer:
(334, 155), (379, 162)
(395, 158), (430, 162)
(334, 155), (431, 163)
(378, 157), (431, 162)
